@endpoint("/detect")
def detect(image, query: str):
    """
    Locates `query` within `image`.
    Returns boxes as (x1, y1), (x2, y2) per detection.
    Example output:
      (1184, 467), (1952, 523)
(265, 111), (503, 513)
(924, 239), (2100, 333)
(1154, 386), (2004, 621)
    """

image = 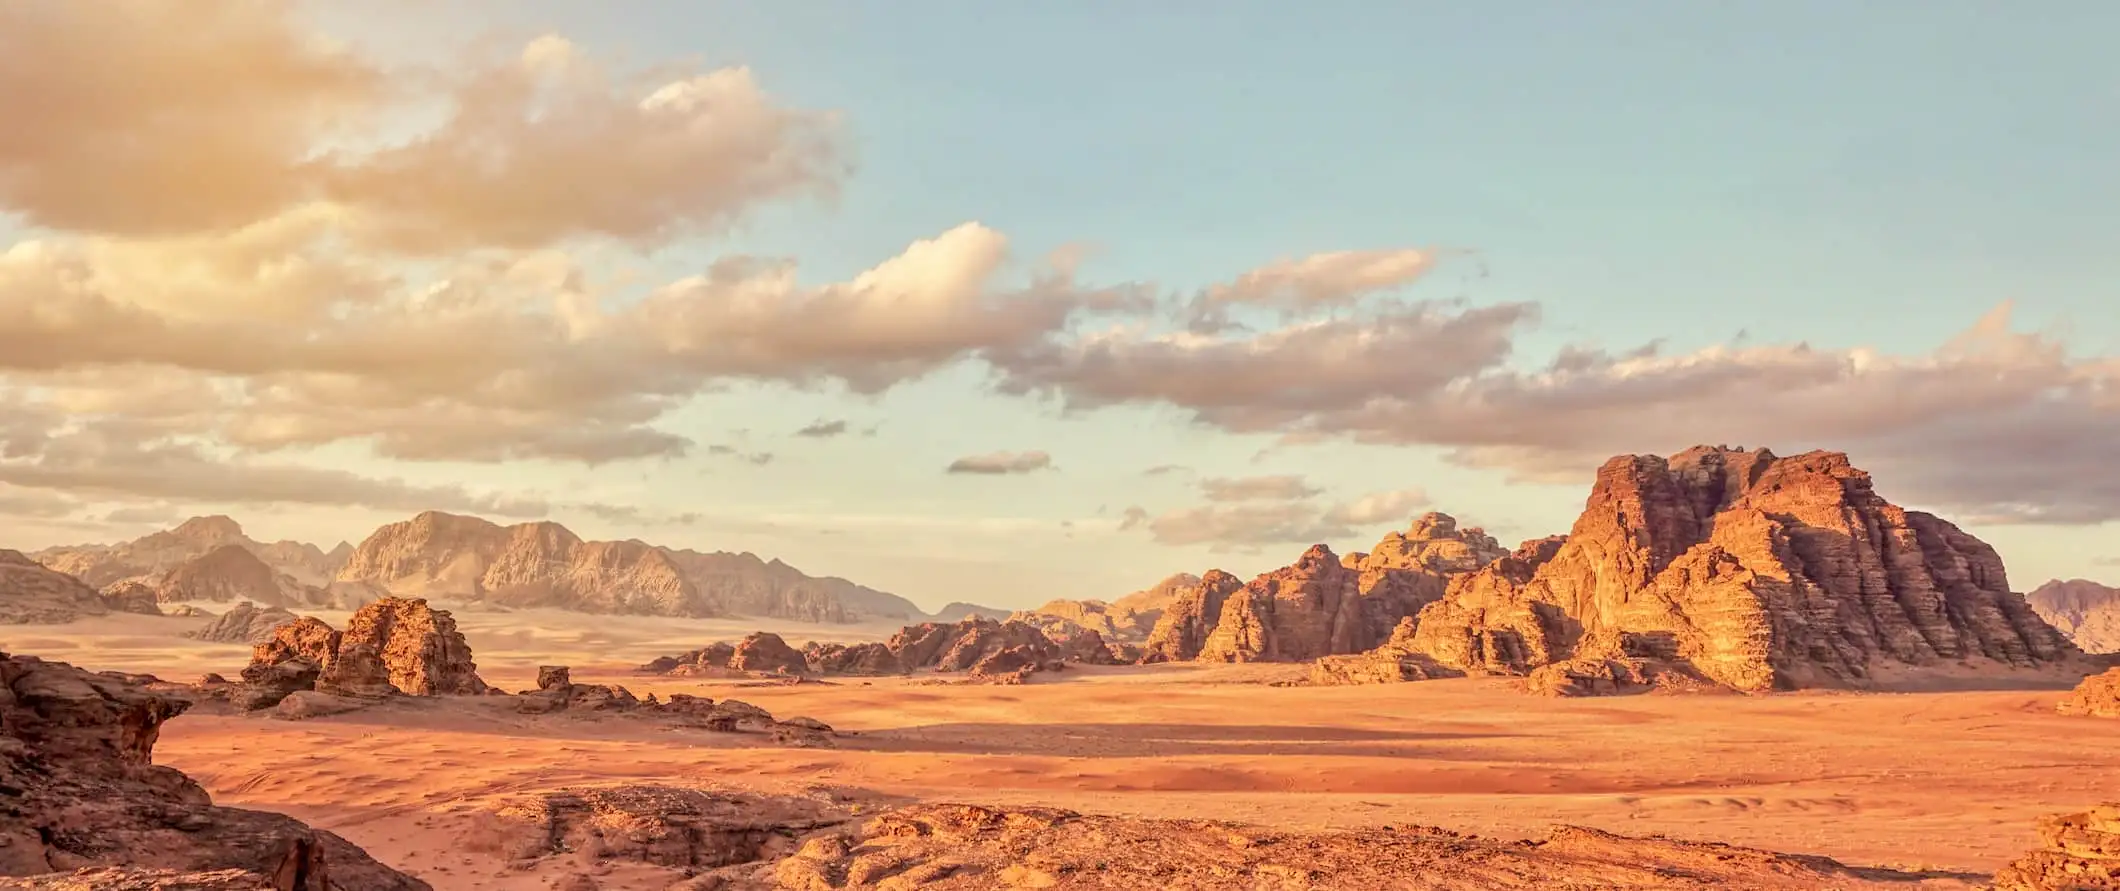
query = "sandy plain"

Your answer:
(7, 608), (2114, 889)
